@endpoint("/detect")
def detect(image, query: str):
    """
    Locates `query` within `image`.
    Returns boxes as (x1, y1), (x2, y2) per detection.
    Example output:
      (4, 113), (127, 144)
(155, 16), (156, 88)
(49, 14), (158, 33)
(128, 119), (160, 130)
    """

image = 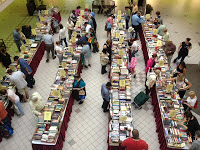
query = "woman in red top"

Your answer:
(121, 129), (148, 150)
